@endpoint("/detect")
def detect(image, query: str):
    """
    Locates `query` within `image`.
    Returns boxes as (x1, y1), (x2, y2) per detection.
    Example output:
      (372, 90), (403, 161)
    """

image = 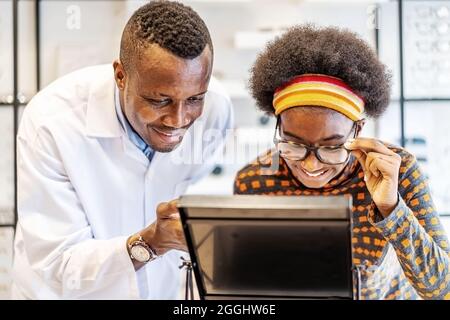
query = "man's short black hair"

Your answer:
(249, 25), (391, 119)
(120, 1), (213, 70)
